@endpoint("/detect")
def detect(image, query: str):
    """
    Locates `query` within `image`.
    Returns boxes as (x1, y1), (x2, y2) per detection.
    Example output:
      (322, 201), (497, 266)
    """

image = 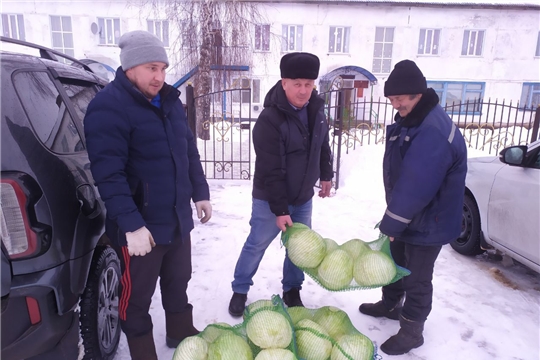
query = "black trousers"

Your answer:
(114, 235), (192, 338)
(382, 240), (442, 322)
